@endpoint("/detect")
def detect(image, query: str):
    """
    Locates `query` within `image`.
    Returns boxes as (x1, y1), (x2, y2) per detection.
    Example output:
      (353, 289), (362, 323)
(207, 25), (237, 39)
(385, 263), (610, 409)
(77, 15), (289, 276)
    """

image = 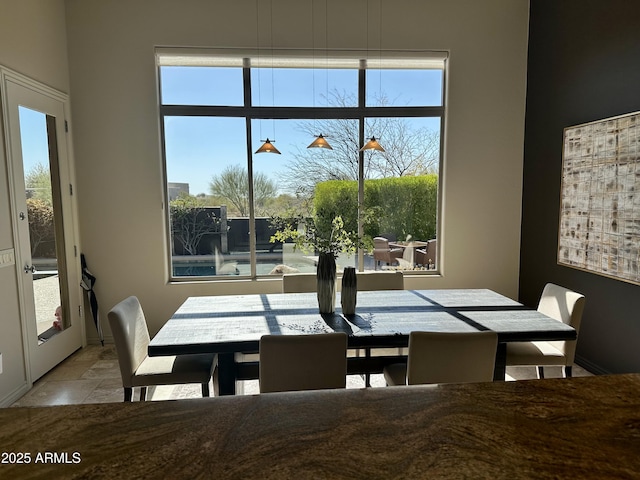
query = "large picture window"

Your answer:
(158, 50), (446, 280)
